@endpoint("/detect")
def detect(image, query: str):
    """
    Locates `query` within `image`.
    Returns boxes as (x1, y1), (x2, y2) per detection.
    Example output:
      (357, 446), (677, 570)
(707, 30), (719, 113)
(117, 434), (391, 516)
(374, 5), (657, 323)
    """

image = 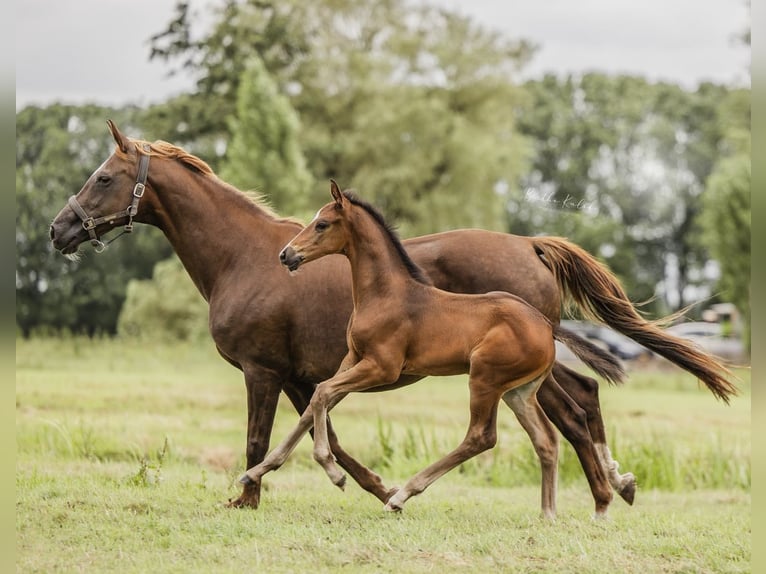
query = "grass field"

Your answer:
(16, 337), (751, 573)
